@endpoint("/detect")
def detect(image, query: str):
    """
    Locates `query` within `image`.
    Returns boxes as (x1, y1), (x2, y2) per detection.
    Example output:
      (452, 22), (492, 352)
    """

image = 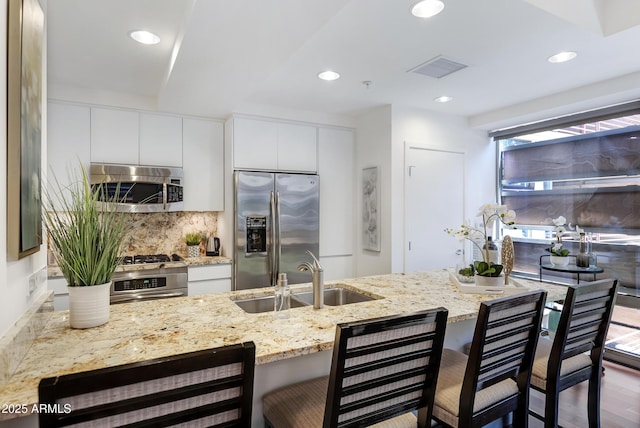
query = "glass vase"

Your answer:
(576, 232), (590, 267)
